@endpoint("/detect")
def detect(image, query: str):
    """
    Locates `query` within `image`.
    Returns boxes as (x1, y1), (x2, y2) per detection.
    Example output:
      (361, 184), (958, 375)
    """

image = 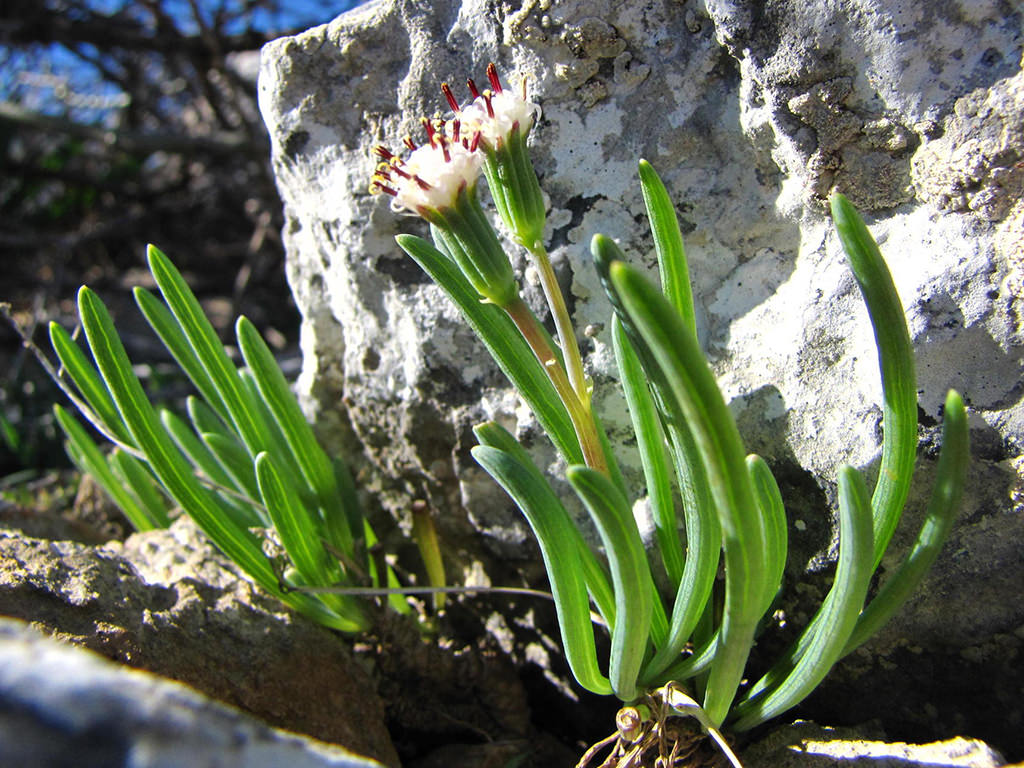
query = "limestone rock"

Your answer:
(743, 721), (1006, 768)
(0, 617), (383, 768)
(0, 518), (399, 767)
(258, 0), (1023, 754)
